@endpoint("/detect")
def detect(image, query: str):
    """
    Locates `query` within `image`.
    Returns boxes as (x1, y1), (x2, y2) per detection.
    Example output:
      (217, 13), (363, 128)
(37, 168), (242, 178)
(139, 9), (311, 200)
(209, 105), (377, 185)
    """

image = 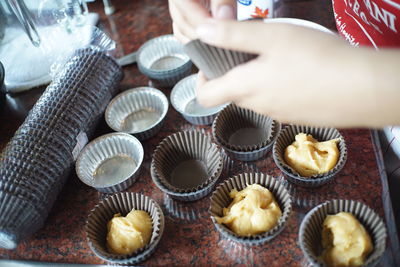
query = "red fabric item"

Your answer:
(332, 0), (400, 47)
